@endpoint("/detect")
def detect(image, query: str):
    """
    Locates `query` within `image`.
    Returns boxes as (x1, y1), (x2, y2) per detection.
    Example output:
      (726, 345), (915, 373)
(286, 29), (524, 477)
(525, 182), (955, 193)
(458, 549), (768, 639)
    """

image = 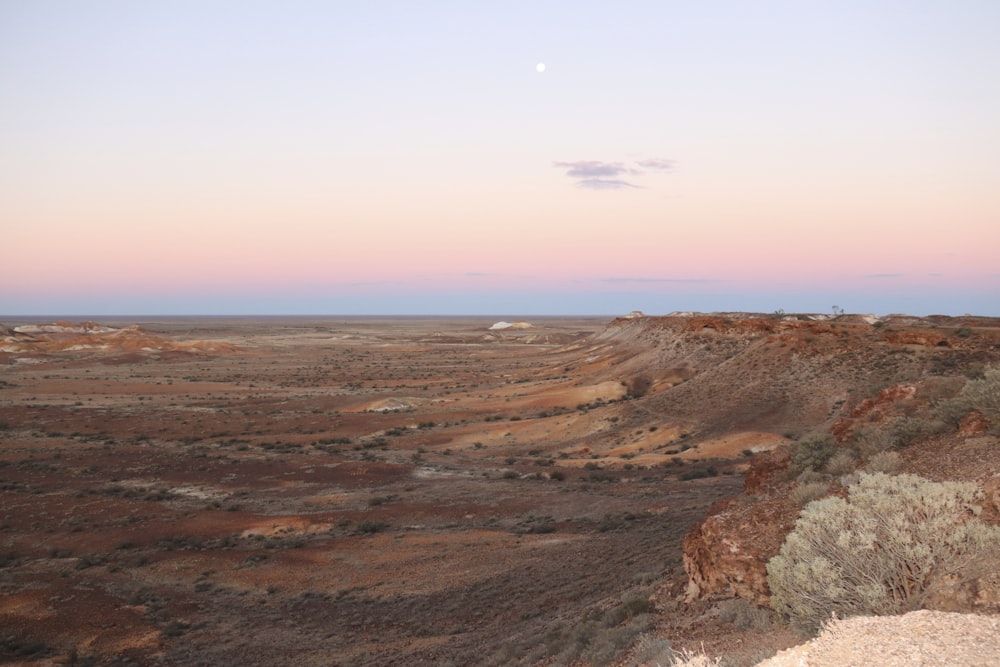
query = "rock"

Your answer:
(682, 495), (798, 606)
(958, 410), (990, 436)
(755, 611), (1000, 667)
(832, 383), (918, 441)
(743, 447), (791, 495)
(488, 321), (534, 331)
